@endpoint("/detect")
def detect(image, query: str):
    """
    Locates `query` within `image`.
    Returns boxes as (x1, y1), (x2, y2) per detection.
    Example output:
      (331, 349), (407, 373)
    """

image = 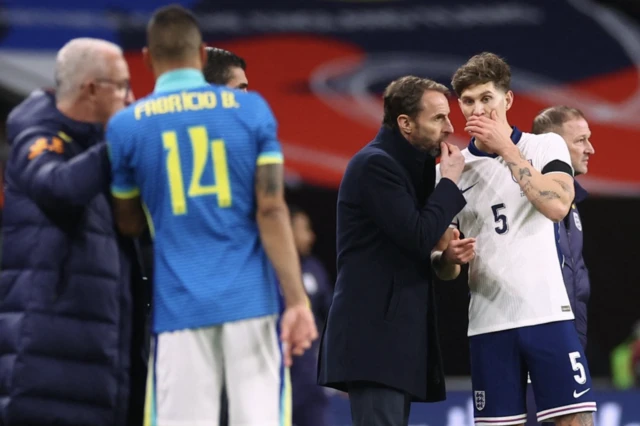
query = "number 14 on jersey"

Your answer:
(163, 126), (232, 215)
